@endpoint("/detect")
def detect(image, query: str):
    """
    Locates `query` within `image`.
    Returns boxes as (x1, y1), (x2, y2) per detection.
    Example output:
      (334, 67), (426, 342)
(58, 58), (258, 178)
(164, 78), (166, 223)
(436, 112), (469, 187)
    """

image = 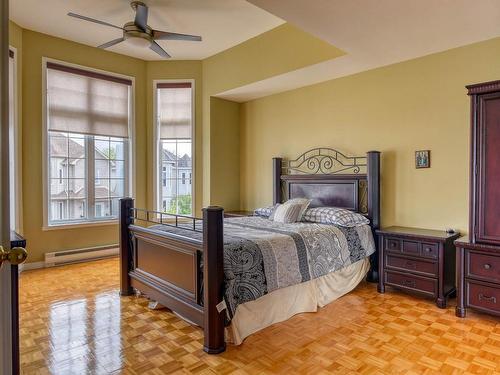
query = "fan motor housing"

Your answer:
(123, 21), (153, 42)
